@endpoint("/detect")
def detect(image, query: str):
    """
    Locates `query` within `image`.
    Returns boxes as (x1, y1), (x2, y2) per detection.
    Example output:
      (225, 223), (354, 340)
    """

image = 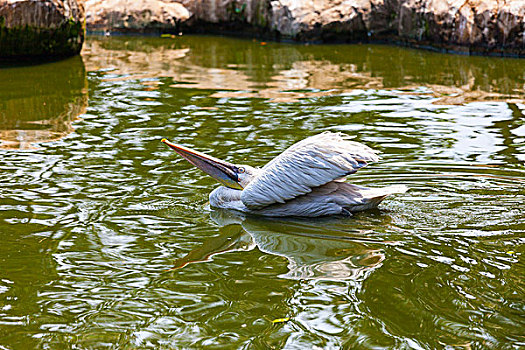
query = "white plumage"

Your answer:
(241, 132), (380, 209)
(162, 132), (407, 217)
